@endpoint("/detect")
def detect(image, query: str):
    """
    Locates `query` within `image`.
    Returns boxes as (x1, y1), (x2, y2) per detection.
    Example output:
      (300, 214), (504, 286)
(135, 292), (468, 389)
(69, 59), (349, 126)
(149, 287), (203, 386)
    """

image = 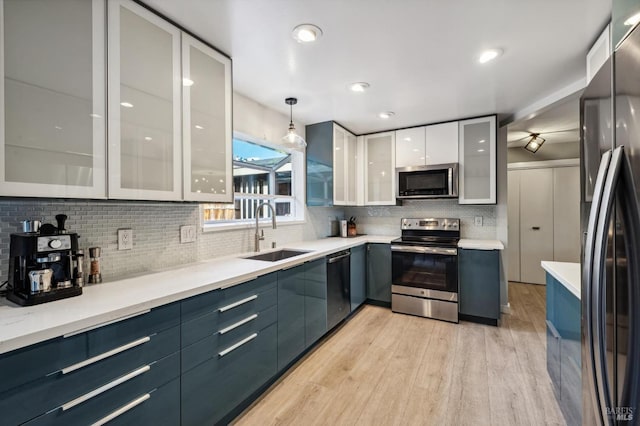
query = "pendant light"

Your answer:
(524, 133), (546, 153)
(282, 97), (306, 150)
